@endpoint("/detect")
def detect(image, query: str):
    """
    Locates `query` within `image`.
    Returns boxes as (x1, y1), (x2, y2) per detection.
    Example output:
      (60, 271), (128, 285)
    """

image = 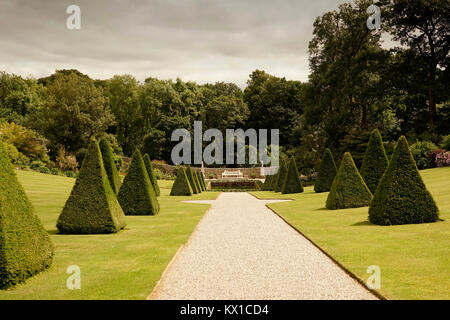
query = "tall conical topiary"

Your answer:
(170, 167), (193, 196)
(194, 171), (202, 192)
(197, 172), (206, 191)
(186, 166), (199, 194)
(118, 149), (160, 215)
(57, 138), (126, 234)
(360, 129), (389, 194)
(99, 138), (121, 194)
(0, 141), (53, 289)
(269, 170), (278, 191)
(282, 158), (304, 194)
(262, 174), (273, 191)
(143, 154), (160, 196)
(199, 172), (207, 190)
(369, 136), (439, 225)
(315, 149), (337, 193)
(326, 152), (373, 210)
(274, 159), (288, 192)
